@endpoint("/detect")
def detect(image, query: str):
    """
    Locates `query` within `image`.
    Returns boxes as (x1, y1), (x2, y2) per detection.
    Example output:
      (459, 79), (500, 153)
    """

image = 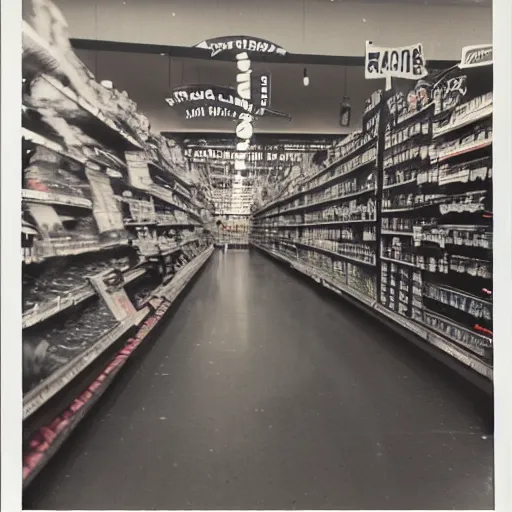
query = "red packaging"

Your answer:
(88, 379), (103, 393)
(23, 466), (32, 479)
(79, 390), (93, 404)
(53, 418), (70, 434)
(24, 452), (43, 469)
(113, 355), (127, 367)
(35, 441), (50, 453)
(28, 432), (43, 449)
(40, 427), (57, 444)
(69, 399), (85, 413)
(120, 343), (136, 356)
(103, 361), (117, 375)
(48, 417), (62, 432)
